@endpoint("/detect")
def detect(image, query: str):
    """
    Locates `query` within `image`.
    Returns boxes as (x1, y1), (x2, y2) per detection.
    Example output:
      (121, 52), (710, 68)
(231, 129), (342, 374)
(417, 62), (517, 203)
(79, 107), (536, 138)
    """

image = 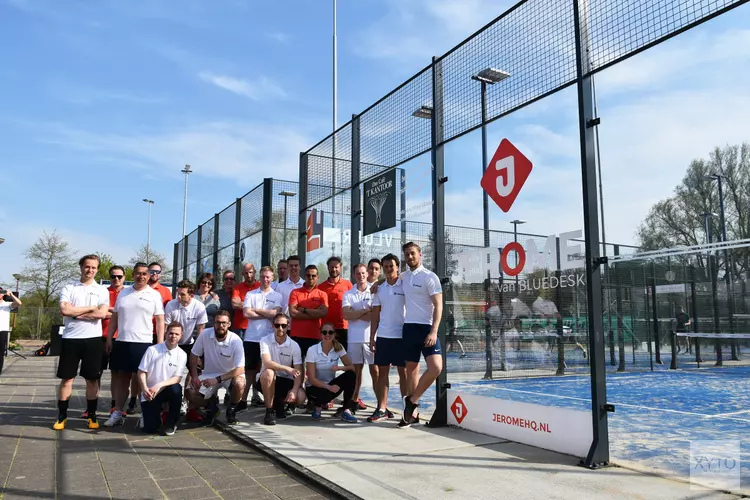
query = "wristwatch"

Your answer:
(216, 375), (222, 383)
